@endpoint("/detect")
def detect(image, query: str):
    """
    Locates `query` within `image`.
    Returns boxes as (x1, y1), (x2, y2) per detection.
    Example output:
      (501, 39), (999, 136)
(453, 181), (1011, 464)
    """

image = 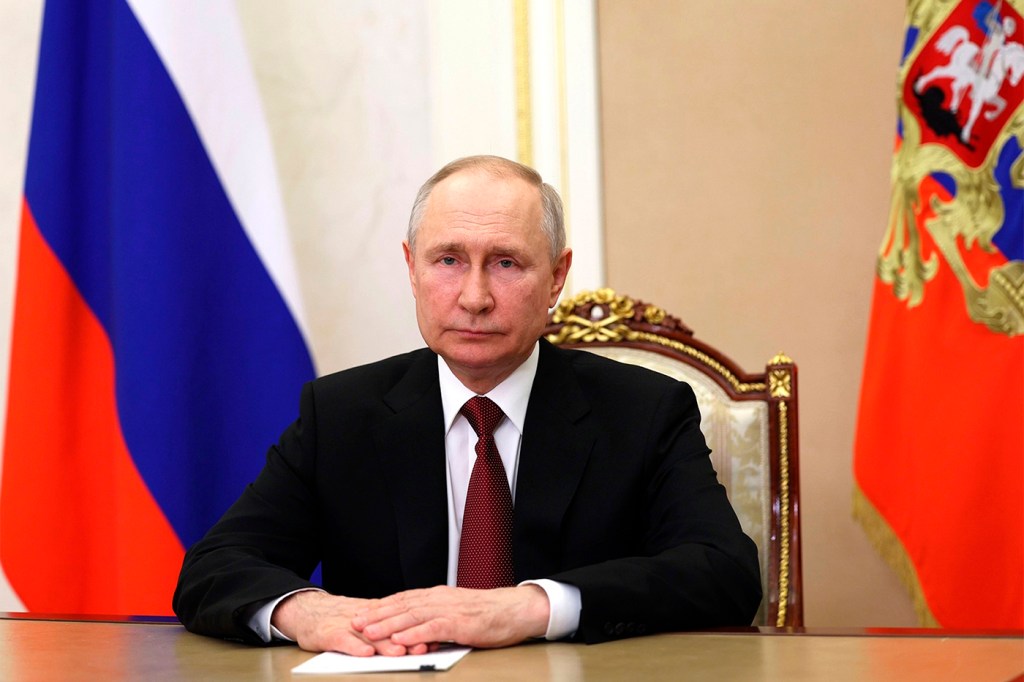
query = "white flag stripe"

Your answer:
(126, 0), (310, 342)
(0, 563), (25, 611)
